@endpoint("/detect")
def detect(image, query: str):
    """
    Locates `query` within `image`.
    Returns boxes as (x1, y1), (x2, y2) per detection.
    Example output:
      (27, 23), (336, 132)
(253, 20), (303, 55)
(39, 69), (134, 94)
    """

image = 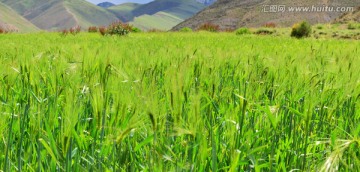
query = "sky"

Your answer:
(86, 0), (153, 5)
